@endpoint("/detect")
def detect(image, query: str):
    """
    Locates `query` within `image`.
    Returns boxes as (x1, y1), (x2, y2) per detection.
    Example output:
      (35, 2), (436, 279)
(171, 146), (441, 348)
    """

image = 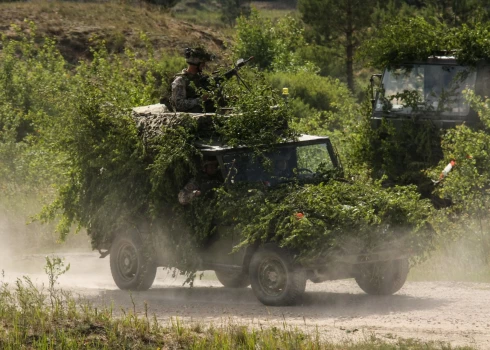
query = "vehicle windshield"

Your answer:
(222, 143), (335, 185)
(375, 64), (476, 116)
